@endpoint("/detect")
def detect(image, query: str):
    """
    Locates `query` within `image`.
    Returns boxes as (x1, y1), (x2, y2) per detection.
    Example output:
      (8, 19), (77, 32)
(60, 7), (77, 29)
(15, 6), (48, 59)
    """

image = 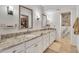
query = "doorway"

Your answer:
(61, 12), (71, 39)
